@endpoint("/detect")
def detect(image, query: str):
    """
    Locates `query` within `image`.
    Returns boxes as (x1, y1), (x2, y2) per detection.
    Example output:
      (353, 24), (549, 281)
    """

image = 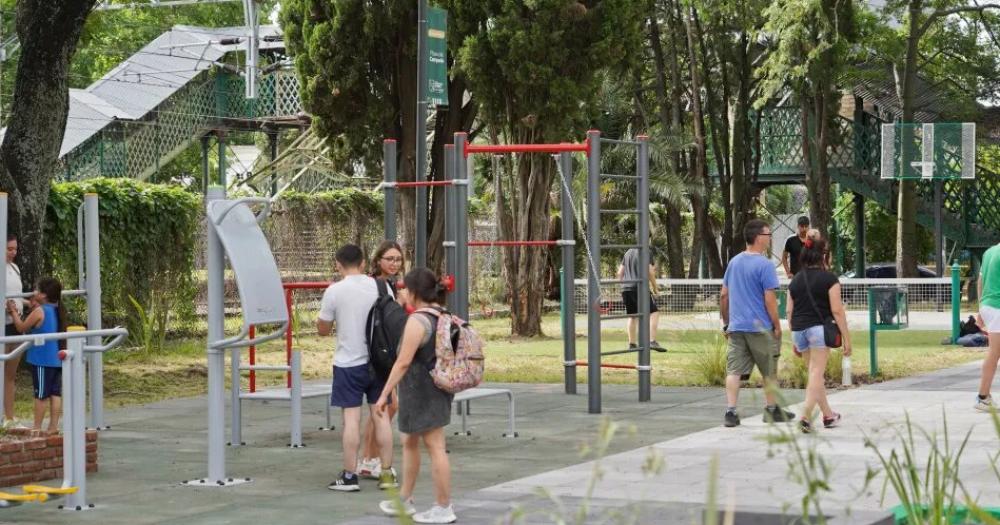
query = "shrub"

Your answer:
(694, 336), (728, 386)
